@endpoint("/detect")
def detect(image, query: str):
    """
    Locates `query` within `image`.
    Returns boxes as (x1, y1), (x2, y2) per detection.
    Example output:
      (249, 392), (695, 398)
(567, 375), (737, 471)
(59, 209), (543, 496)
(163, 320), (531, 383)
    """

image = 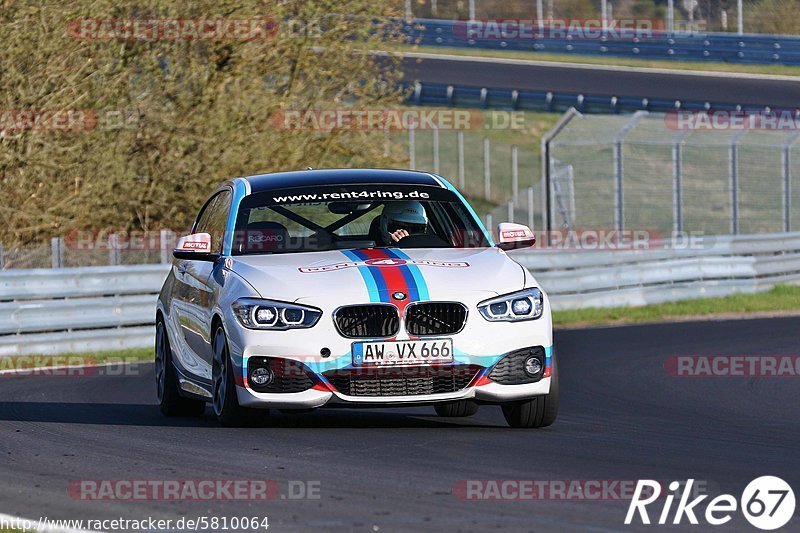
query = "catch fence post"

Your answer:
(511, 145), (519, 204)
(51, 237), (64, 268)
(483, 138), (491, 200)
(782, 134), (800, 232)
(527, 187), (535, 230)
(408, 126), (416, 170)
(433, 126), (440, 174)
(457, 131), (465, 189)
